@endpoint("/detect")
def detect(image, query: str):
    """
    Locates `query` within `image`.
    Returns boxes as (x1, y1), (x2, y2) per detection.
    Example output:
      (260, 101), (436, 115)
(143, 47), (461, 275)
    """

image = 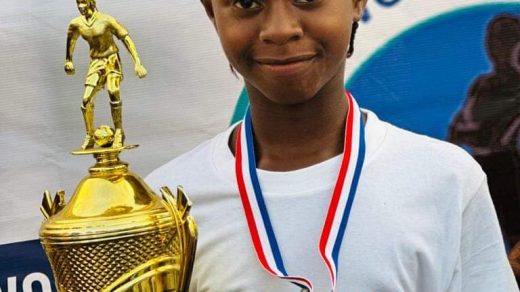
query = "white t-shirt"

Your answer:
(146, 110), (518, 292)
